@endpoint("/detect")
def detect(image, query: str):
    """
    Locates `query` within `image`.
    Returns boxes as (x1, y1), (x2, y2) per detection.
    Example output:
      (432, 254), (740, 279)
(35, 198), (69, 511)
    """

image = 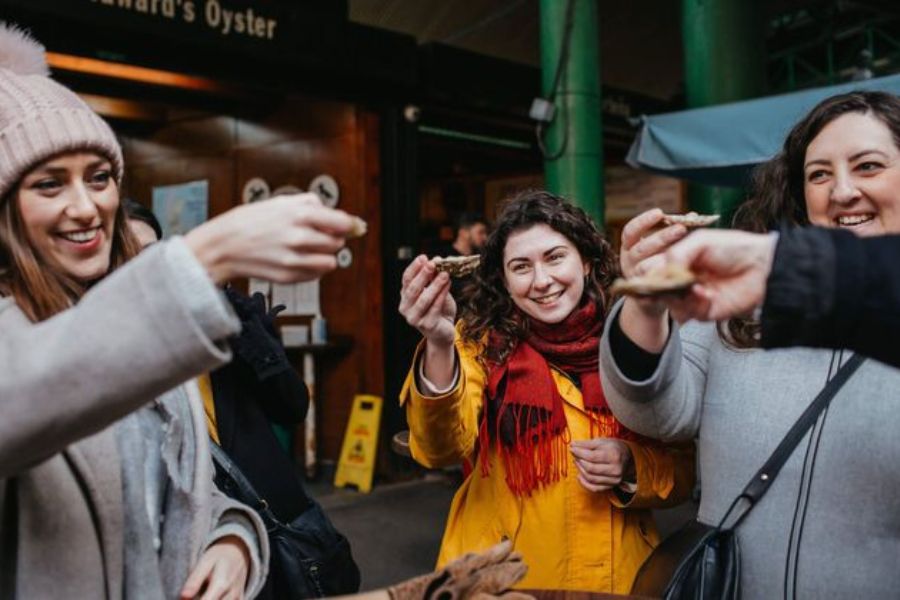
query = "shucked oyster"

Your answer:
(662, 212), (720, 228)
(610, 264), (697, 297)
(433, 254), (481, 278)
